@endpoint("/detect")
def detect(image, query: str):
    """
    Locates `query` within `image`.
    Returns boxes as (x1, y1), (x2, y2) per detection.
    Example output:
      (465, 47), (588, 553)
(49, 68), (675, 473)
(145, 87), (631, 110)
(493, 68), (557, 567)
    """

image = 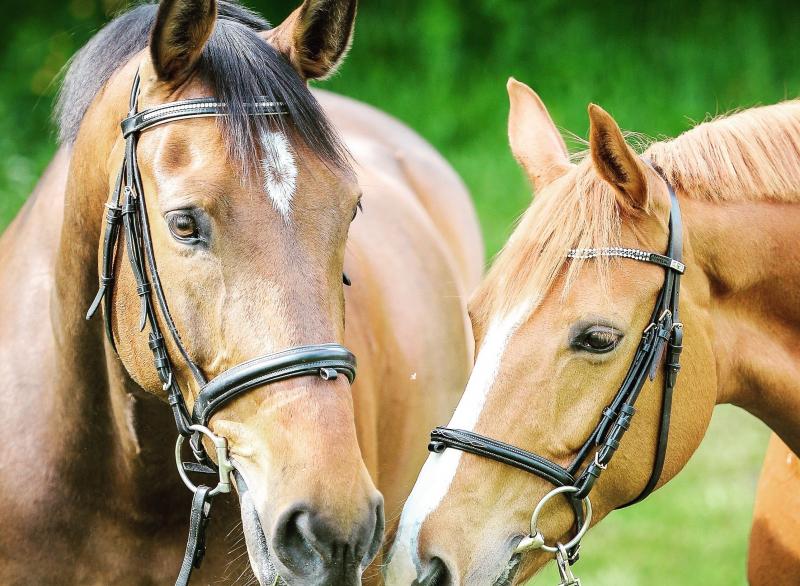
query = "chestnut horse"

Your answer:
(385, 78), (800, 585)
(0, 1), (482, 584)
(750, 435), (800, 584)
